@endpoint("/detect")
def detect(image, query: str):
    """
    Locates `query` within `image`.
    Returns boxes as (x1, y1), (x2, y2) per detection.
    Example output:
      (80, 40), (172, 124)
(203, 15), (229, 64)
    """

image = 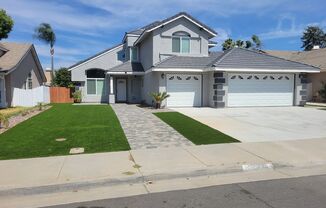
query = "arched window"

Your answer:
(172, 31), (190, 53)
(86, 69), (105, 95)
